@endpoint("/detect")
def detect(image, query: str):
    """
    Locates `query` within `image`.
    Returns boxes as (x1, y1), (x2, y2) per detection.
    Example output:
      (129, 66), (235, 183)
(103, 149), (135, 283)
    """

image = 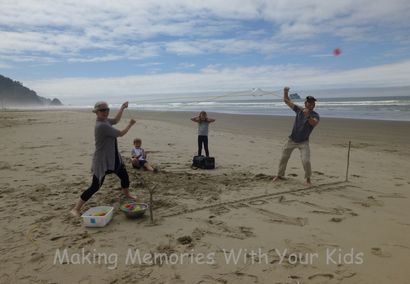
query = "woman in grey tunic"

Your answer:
(70, 101), (136, 217)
